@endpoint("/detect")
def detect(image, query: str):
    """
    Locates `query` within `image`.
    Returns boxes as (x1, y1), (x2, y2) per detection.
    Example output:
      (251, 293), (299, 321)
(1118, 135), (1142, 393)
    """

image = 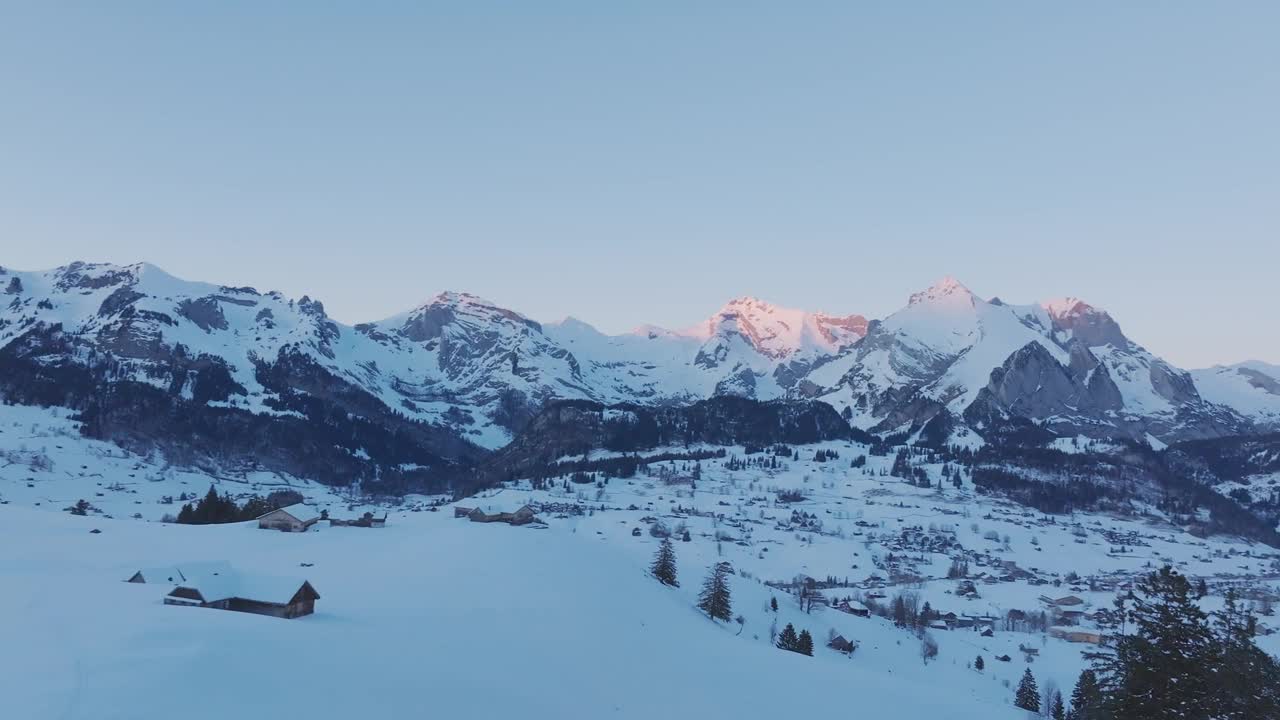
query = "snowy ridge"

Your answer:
(1191, 361), (1280, 430)
(0, 262), (1272, 457)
